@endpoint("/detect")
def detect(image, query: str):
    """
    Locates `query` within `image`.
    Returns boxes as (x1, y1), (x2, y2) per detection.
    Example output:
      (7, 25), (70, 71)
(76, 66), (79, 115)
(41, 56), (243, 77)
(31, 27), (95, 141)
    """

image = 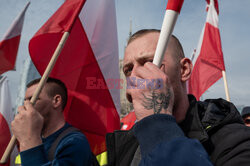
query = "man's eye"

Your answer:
(144, 59), (153, 64)
(124, 69), (132, 77)
(24, 97), (31, 101)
